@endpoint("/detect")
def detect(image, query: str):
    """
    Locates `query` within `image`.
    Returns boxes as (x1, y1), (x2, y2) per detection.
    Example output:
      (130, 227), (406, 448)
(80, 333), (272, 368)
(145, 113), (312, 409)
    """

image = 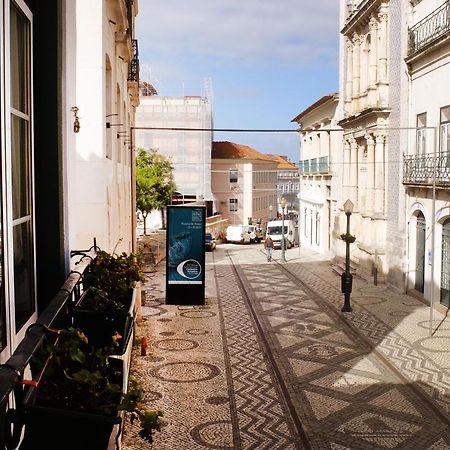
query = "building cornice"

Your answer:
(338, 108), (390, 132)
(341, 0), (382, 36)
